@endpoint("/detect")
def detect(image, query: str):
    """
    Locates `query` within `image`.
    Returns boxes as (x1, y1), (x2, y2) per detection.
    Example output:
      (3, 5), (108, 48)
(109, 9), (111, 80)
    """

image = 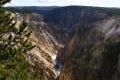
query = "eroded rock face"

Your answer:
(56, 17), (120, 80)
(16, 13), (63, 80)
